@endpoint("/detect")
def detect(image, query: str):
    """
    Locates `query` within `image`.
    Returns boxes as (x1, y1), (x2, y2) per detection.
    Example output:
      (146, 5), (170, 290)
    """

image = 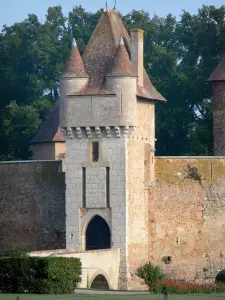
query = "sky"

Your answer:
(0, 0), (225, 28)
